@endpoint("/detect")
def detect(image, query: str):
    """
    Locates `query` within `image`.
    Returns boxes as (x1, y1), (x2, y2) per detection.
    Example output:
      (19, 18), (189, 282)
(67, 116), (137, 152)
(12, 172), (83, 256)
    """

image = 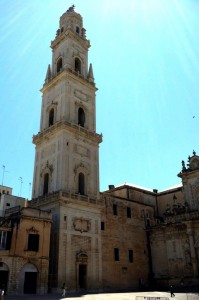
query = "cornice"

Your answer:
(33, 120), (102, 145)
(178, 168), (199, 179)
(41, 68), (97, 93)
(29, 190), (104, 209)
(51, 28), (90, 50)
